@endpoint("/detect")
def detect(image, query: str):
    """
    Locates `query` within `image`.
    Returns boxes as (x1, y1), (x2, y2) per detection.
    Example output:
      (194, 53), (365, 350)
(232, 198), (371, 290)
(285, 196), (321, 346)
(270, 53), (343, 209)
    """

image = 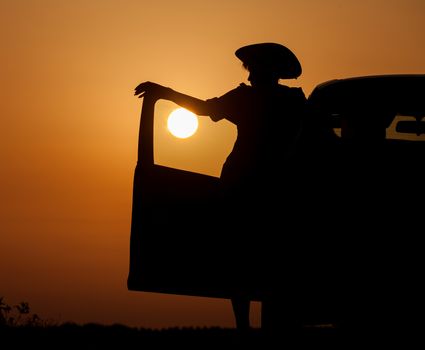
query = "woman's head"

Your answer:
(245, 64), (280, 87)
